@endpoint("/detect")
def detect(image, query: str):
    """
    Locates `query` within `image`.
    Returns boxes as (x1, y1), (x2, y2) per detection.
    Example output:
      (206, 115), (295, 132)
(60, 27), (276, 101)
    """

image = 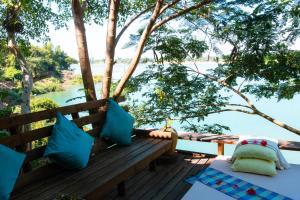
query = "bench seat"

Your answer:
(11, 137), (172, 200)
(0, 99), (174, 199)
